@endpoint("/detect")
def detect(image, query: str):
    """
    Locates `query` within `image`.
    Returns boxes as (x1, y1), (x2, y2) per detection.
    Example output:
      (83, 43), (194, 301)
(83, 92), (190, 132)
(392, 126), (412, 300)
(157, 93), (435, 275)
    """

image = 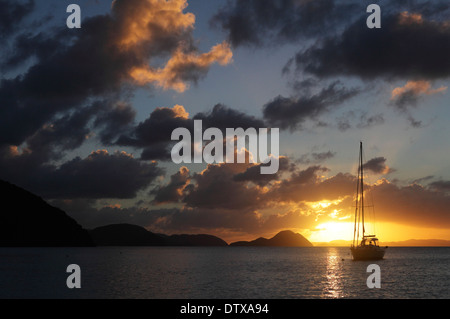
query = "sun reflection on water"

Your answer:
(322, 248), (346, 298)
